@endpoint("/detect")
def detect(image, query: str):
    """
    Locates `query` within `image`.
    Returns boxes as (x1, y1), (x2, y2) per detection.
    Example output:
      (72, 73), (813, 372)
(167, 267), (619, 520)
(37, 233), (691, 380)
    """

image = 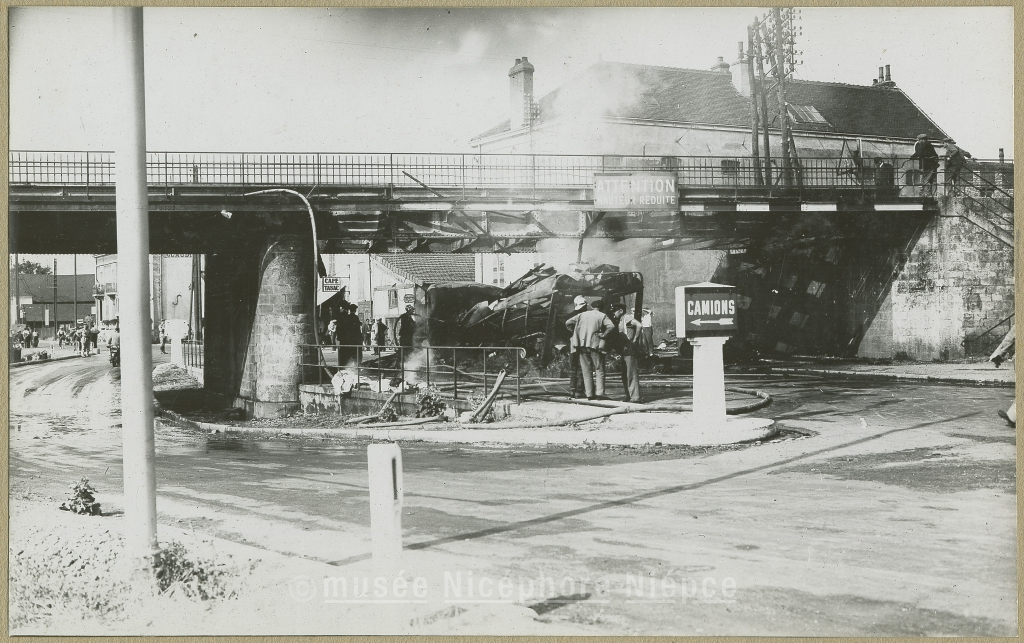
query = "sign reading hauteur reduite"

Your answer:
(594, 172), (678, 212)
